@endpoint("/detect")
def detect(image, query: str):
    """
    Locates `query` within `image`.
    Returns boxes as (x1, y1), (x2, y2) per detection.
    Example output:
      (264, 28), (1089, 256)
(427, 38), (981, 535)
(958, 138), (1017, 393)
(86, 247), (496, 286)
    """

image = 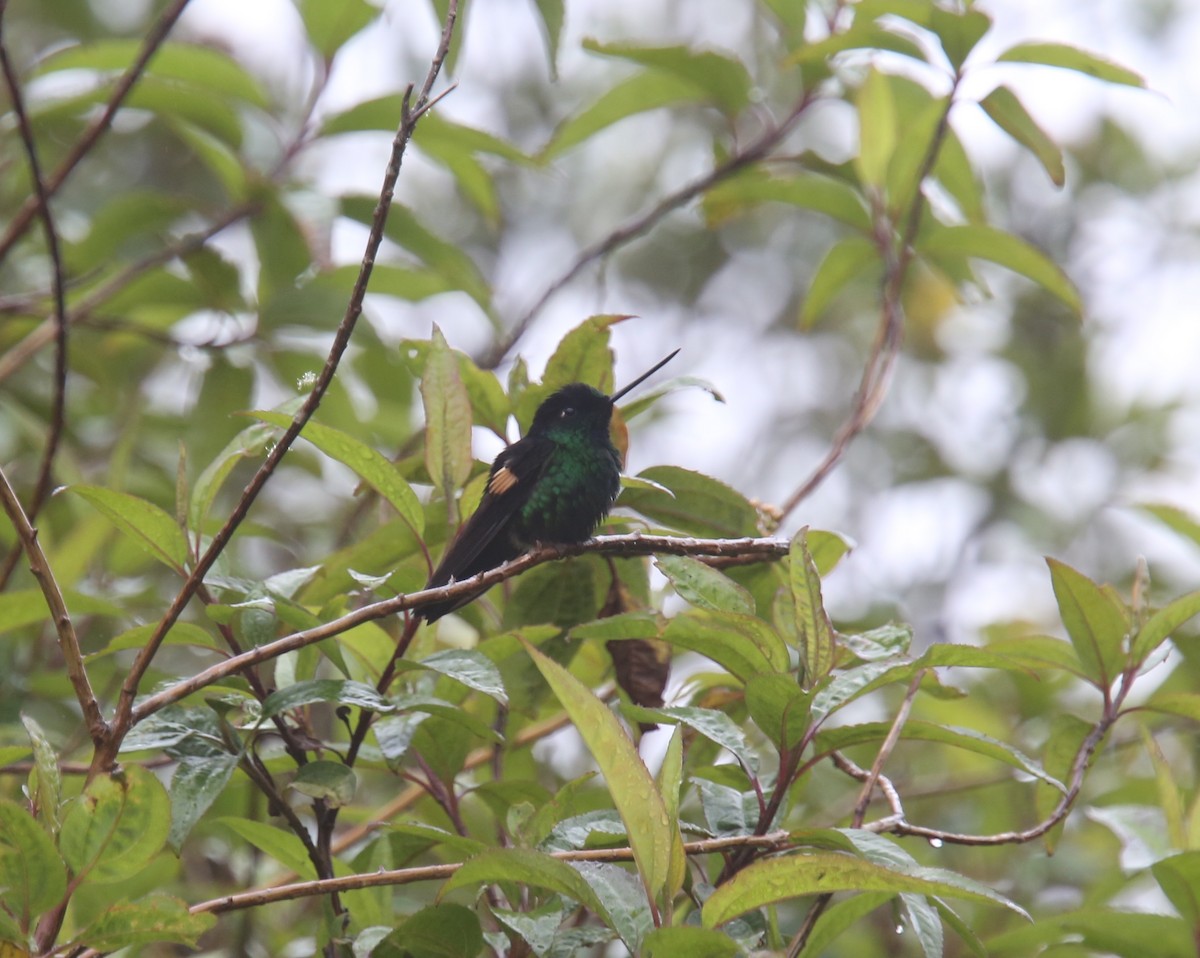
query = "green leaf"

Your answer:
(402, 337), (510, 436)
(1140, 502), (1200, 550)
(375, 903), (483, 958)
(297, 0), (378, 59)
(1045, 558), (1127, 688)
(790, 530), (837, 686)
(37, 40), (269, 107)
(514, 314), (624, 427)
(189, 420), (276, 531)
(928, 6), (991, 69)
(796, 891), (895, 958)
(532, 0), (565, 72)
(168, 754), (238, 852)
(856, 67), (897, 189)
(422, 325), (474, 511)
(1152, 852), (1200, 926)
(583, 40), (752, 115)
(395, 649), (508, 704)
(656, 554), (754, 615)
(77, 894), (214, 951)
(745, 673), (811, 751)
(542, 71), (703, 159)
(987, 908), (1189, 956)
(250, 410), (424, 536)
(980, 85), (1065, 186)
(59, 766), (171, 882)
(802, 236), (879, 327)
(618, 465), (761, 538)
(702, 851), (1027, 927)
(342, 199), (492, 309)
(290, 760), (357, 808)
(997, 41), (1145, 88)
(440, 848), (610, 920)
(172, 119), (247, 199)
(919, 224), (1082, 313)
(625, 704), (758, 773)
(0, 799), (68, 923)
(69, 485), (189, 571)
(523, 641), (683, 903)
(251, 191), (311, 304)
(656, 726), (687, 905)
(21, 715), (61, 833)
(261, 679), (394, 719)
(217, 818), (317, 877)
(1131, 590), (1200, 662)
(703, 169), (872, 232)
(391, 694), (503, 745)
(642, 926), (740, 958)
(664, 610), (790, 681)
(817, 720), (1065, 790)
